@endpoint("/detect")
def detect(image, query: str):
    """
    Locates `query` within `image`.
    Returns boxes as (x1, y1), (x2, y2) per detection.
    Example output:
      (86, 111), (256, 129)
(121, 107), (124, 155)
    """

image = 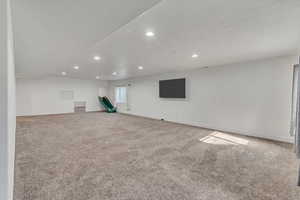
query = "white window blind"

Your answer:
(115, 87), (127, 103)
